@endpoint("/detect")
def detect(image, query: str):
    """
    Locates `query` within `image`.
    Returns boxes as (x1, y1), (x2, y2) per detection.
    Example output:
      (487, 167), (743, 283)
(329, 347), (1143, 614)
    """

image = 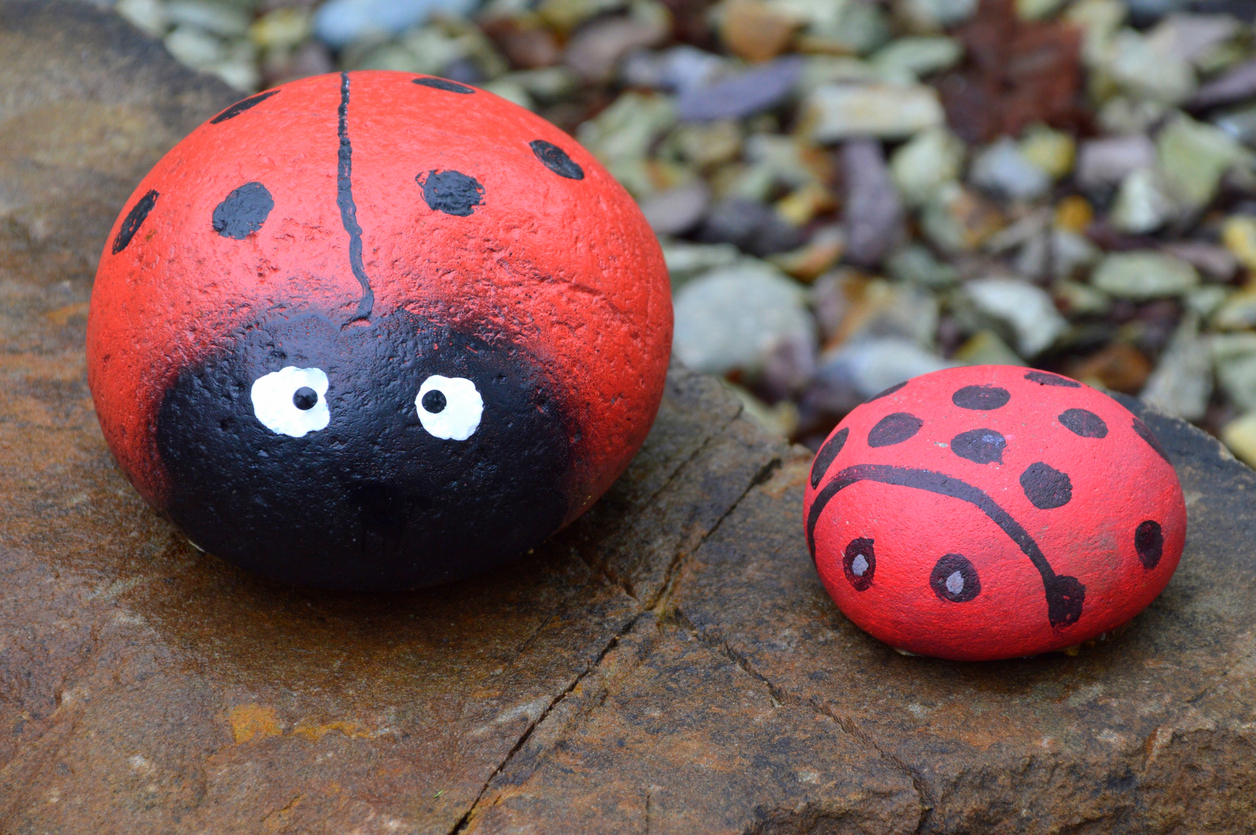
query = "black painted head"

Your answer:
(156, 309), (572, 590)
